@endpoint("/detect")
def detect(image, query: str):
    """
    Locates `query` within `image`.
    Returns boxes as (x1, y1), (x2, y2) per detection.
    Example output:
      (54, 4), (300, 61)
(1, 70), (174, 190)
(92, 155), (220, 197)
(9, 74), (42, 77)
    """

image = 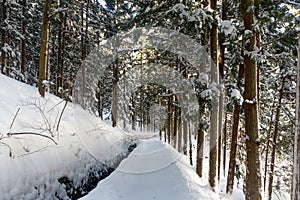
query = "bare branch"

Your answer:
(7, 132), (57, 145)
(0, 142), (13, 157)
(56, 100), (68, 132)
(10, 108), (20, 129)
